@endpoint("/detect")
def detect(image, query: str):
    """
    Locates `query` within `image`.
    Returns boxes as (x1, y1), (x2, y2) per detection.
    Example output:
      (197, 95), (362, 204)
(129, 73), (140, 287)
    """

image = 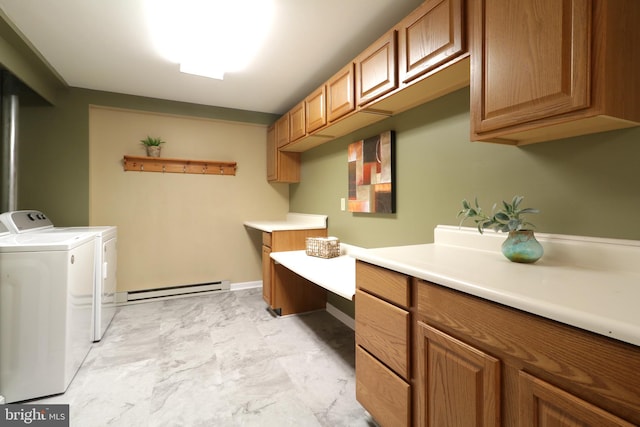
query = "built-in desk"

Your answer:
(244, 213), (329, 315)
(270, 244), (360, 301)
